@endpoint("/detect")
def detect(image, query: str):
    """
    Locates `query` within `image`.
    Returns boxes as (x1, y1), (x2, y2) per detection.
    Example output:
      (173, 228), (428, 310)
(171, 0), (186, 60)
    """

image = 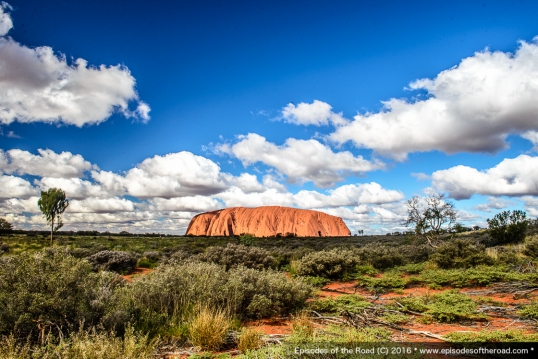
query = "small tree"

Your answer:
(486, 210), (528, 245)
(37, 188), (69, 245)
(0, 218), (13, 230)
(405, 193), (458, 248)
